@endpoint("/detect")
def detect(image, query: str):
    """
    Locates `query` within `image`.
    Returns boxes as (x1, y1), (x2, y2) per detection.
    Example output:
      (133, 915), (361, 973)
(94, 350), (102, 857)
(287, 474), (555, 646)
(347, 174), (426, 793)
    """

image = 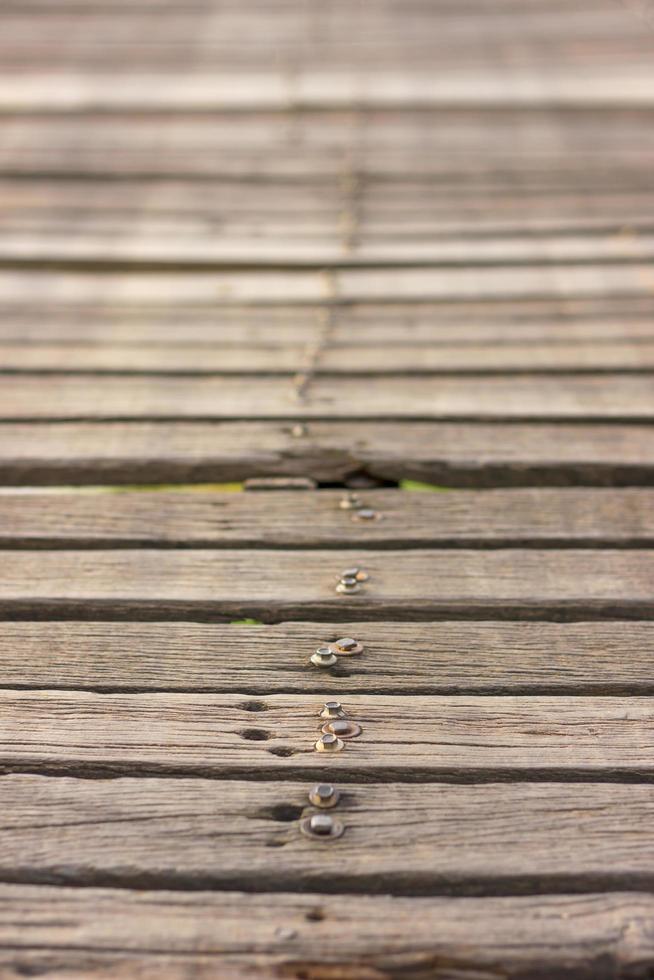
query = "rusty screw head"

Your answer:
(332, 637), (364, 656)
(315, 733), (345, 753)
(320, 700), (345, 719)
(310, 647), (338, 668)
(322, 719), (362, 739)
(339, 493), (361, 511)
(300, 813), (344, 840)
(309, 783), (340, 808)
(340, 567), (369, 583)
